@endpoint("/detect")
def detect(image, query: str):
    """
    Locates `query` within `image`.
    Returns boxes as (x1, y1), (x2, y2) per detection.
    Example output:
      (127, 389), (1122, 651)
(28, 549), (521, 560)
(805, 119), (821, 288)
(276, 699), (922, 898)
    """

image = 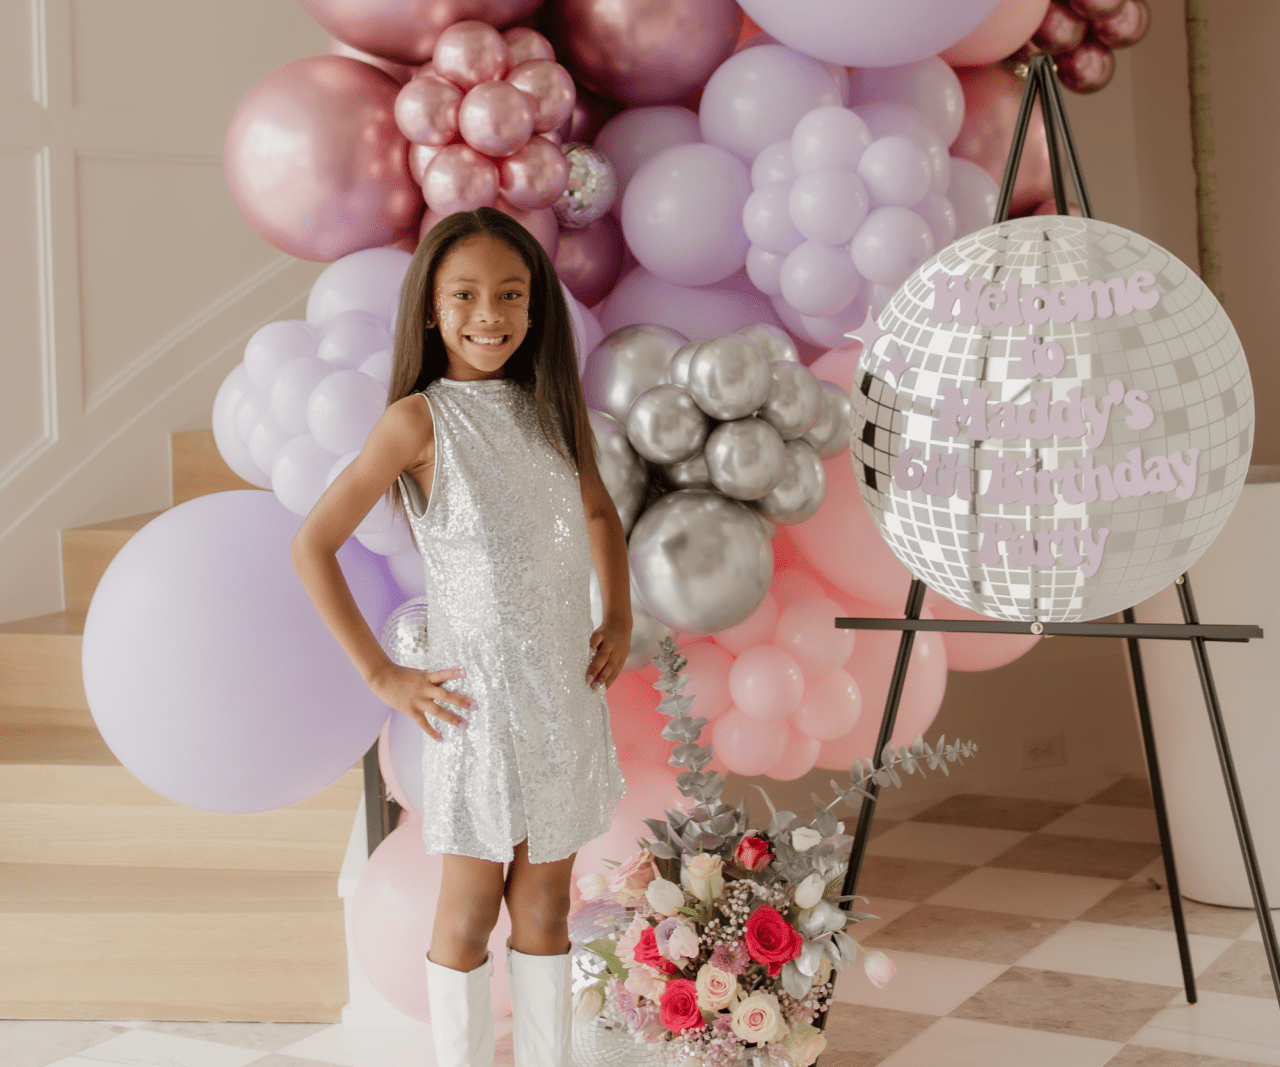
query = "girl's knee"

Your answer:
(508, 882), (571, 933)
